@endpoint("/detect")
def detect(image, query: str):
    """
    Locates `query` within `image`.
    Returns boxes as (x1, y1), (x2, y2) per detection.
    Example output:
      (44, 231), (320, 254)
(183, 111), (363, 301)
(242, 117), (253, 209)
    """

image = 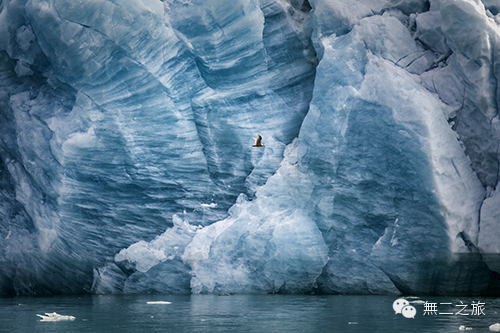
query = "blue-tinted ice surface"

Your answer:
(0, 0), (499, 295)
